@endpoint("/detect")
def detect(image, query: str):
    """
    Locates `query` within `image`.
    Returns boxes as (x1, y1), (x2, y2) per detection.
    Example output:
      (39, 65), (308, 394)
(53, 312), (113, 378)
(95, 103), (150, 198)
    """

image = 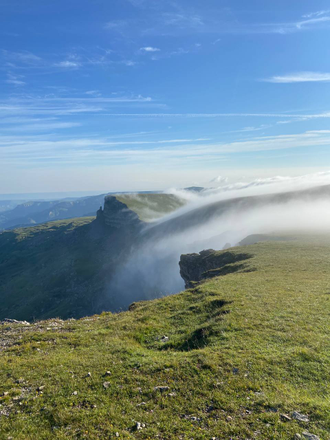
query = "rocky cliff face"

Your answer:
(179, 249), (253, 288)
(97, 196), (142, 229)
